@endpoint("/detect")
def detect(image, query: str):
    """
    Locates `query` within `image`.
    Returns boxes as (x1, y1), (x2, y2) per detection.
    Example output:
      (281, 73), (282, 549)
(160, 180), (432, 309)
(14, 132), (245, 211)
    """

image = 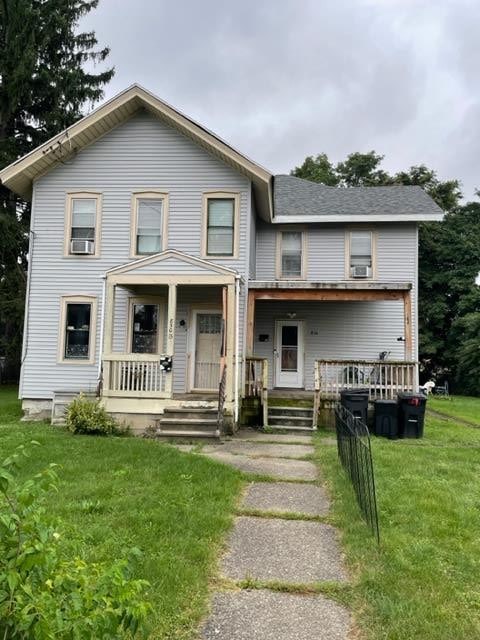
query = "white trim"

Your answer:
(188, 307), (223, 392)
(274, 320), (304, 389)
(273, 214), (444, 223)
(105, 249), (239, 277)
